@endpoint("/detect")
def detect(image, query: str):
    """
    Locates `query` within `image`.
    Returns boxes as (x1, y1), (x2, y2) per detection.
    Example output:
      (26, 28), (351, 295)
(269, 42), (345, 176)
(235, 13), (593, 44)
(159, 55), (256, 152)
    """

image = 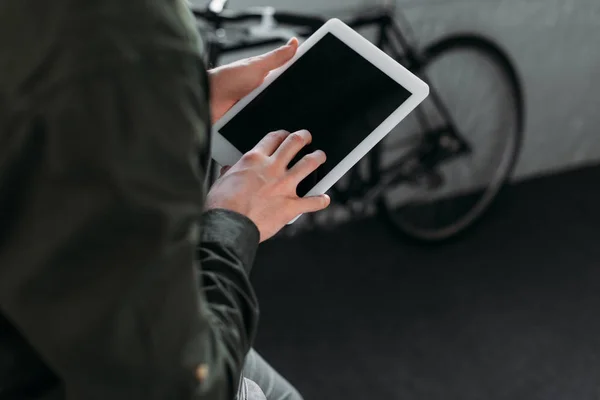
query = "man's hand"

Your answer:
(209, 38), (299, 123)
(205, 130), (330, 242)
